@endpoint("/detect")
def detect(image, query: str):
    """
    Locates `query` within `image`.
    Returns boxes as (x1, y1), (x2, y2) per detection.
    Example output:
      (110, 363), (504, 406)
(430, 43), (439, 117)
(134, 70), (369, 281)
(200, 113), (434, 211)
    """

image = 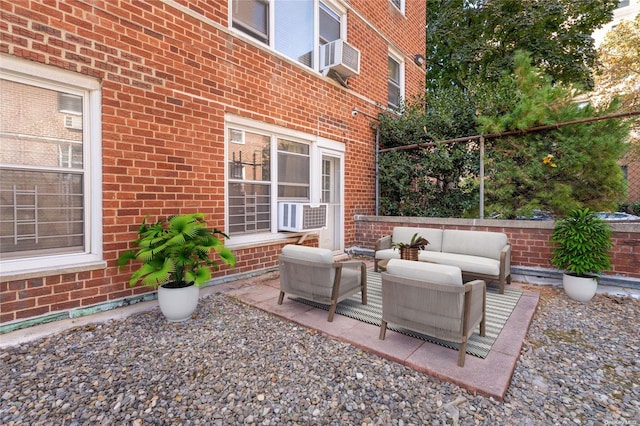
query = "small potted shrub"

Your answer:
(392, 232), (429, 261)
(117, 213), (235, 321)
(550, 208), (612, 302)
